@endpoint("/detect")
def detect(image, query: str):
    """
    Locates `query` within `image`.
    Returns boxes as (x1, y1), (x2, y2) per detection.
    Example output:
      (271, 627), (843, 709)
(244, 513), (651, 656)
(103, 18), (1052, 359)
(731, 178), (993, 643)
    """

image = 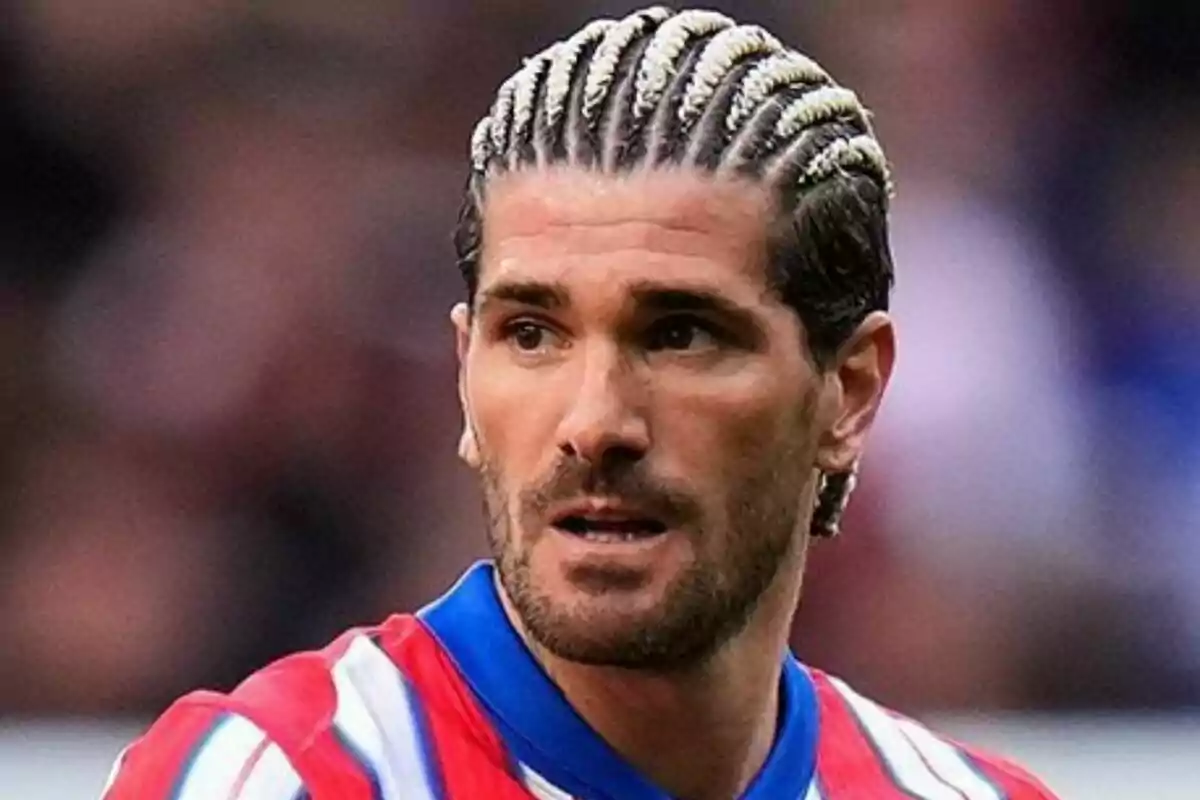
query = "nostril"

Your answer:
(558, 440), (644, 467)
(600, 444), (645, 469)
